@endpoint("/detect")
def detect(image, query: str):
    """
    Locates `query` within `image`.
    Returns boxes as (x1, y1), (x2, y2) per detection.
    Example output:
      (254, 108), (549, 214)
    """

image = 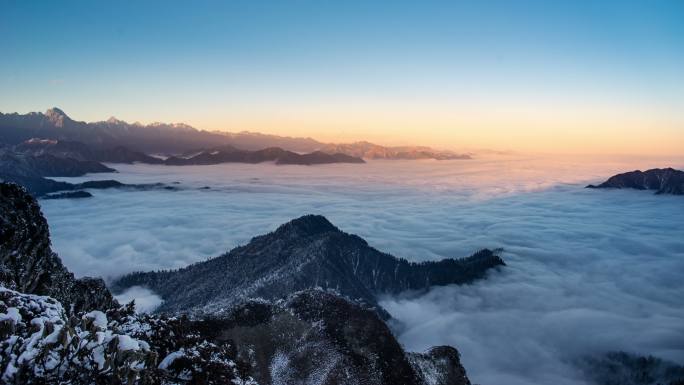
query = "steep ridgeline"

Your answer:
(587, 168), (684, 195)
(0, 183), (116, 313)
(0, 181), (473, 385)
(113, 215), (504, 316)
